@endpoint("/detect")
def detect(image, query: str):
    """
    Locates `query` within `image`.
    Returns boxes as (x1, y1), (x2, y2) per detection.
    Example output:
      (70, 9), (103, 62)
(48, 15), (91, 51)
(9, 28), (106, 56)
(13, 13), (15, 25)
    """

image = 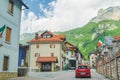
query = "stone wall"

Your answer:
(96, 56), (120, 80)
(0, 72), (17, 80)
(18, 67), (28, 77)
